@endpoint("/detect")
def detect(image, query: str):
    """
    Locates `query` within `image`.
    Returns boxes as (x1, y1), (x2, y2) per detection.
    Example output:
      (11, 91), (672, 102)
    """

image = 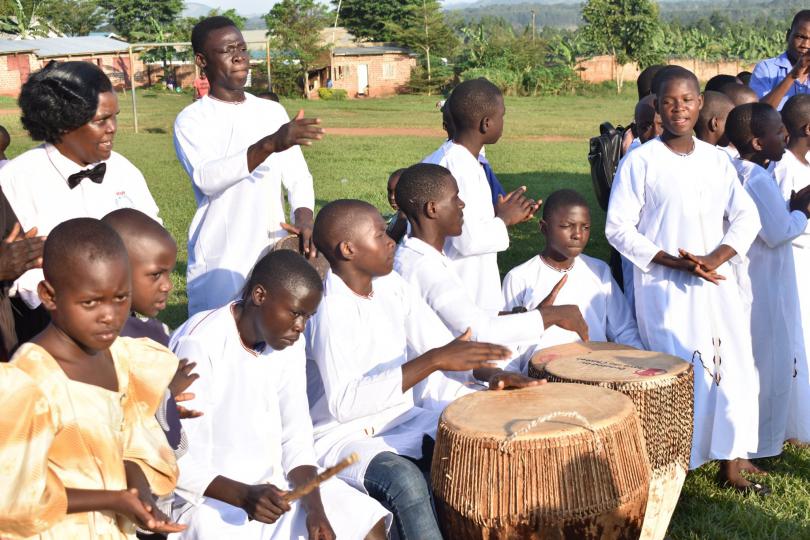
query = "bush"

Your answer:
(460, 67), (523, 95)
(406, 61), (454, 96)
(317, 88), (348, 100)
